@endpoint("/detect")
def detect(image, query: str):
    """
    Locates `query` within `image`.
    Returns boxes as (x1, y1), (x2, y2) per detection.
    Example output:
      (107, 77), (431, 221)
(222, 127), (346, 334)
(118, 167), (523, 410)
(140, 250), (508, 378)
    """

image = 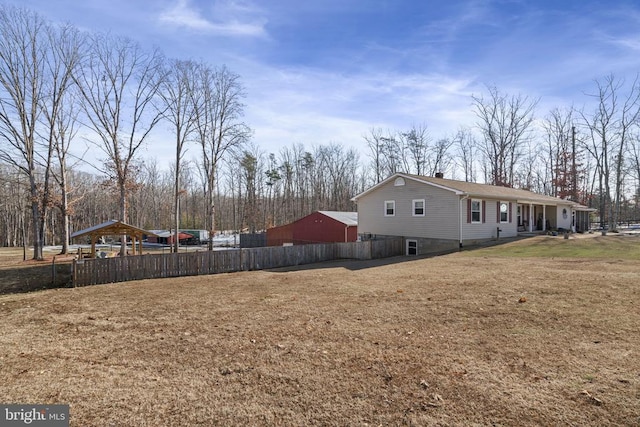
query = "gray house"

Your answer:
(352, 173), (594, 255)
